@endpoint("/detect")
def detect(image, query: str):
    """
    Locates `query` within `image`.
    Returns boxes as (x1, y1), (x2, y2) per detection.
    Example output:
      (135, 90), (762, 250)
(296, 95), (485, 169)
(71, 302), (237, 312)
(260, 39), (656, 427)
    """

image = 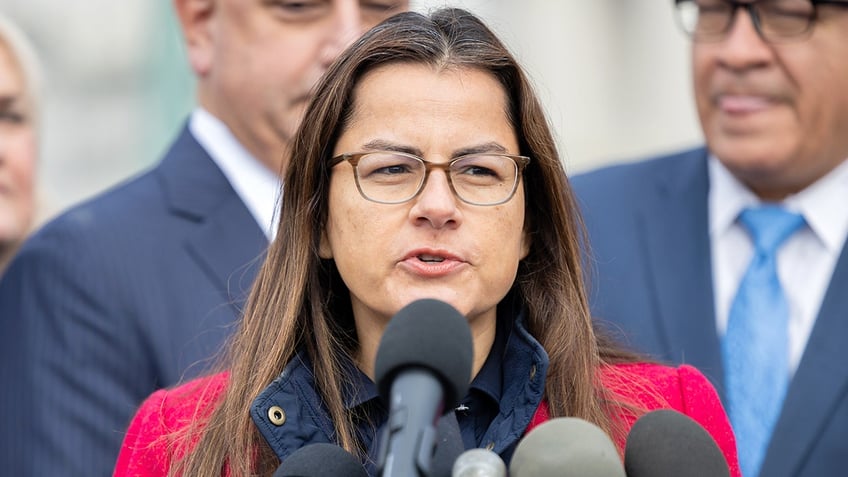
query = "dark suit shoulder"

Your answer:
(573, 146), (705, 190)
(41, 167), (165, 238)
(0, 125), (260, 477)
